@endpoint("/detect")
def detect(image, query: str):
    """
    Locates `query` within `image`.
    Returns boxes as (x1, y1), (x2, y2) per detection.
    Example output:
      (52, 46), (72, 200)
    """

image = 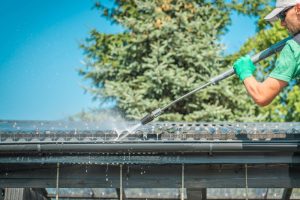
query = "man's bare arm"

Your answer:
(243, 76), (288, 106)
